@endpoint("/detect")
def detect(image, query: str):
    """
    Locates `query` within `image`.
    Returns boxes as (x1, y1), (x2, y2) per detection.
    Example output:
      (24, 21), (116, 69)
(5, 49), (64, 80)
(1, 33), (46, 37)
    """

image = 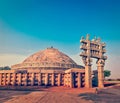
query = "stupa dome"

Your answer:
(11, 47), (83, 70)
